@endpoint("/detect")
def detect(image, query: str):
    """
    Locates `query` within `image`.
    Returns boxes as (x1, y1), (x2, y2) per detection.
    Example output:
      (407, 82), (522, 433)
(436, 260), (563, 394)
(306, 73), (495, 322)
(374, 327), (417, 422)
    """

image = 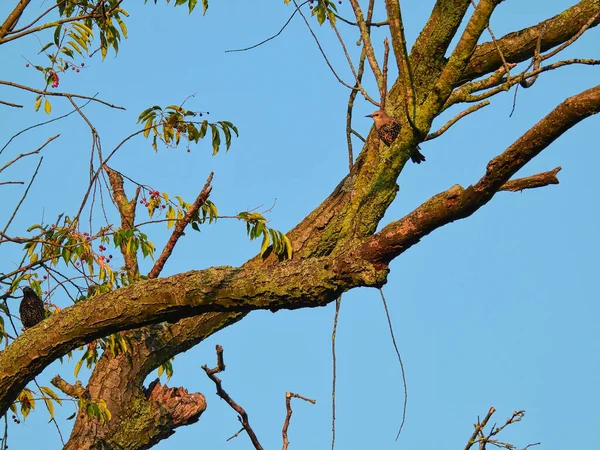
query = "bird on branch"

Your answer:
(20, 286), (46, 329)
(366, 110), (426, 164)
